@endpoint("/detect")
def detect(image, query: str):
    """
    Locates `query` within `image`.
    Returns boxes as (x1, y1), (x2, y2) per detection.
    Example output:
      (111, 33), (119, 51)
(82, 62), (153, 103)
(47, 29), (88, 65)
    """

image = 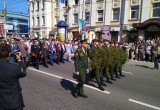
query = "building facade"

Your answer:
(28, 0), (160, 42)
(0, 10), (29, 38)
(28, 0), (55, 38)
